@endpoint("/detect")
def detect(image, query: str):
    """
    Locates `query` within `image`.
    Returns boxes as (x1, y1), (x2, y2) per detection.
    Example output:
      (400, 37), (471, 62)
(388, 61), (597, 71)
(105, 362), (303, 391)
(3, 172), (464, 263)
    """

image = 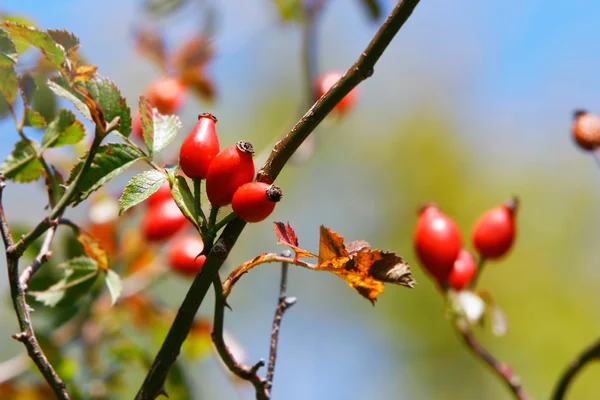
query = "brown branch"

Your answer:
(136, 1), (422, 397)
(552, 336), (600, 400)
(265, 250), (296, 396)
(211, 276), (267, 399)
(0, 175), (71, 399)
(454, 320), (530, 400)
(19, 226), (56, 286)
